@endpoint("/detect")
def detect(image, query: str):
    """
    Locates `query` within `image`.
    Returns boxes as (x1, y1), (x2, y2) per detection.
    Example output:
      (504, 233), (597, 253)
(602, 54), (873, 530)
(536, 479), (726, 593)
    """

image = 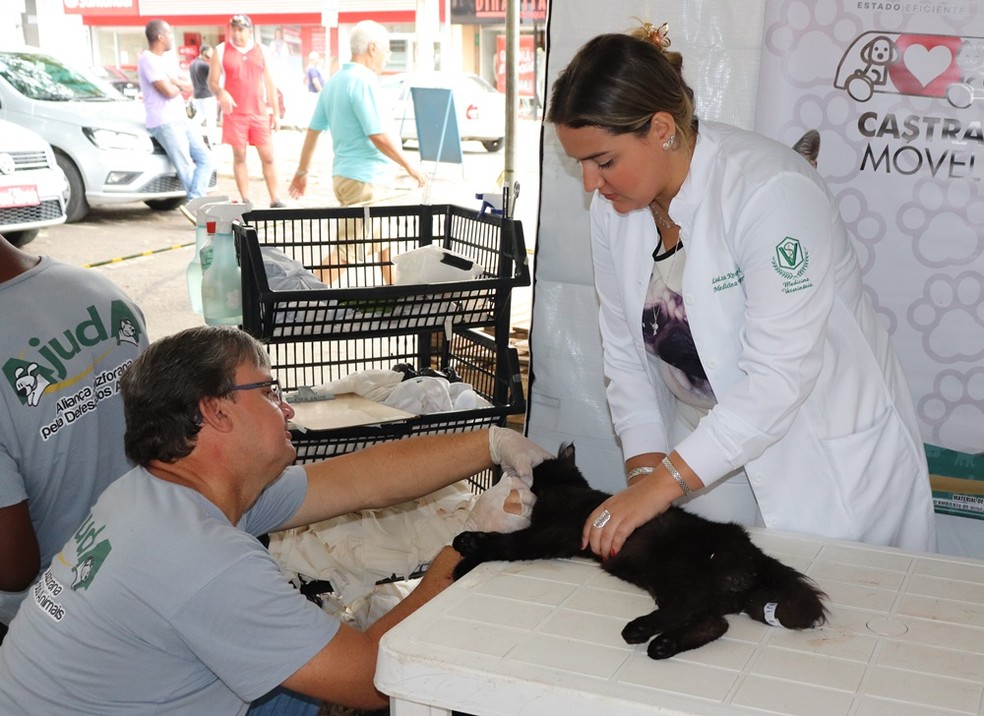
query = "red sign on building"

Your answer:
(495, 34), (536, 97)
